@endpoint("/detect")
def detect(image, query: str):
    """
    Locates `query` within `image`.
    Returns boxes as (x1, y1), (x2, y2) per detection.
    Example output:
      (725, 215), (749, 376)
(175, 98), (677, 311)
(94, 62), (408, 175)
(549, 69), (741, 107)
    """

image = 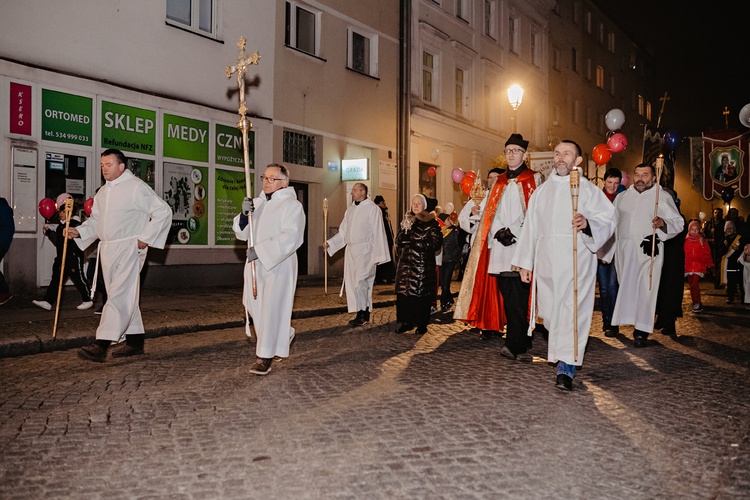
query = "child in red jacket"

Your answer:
(684, 220), (714, 312)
